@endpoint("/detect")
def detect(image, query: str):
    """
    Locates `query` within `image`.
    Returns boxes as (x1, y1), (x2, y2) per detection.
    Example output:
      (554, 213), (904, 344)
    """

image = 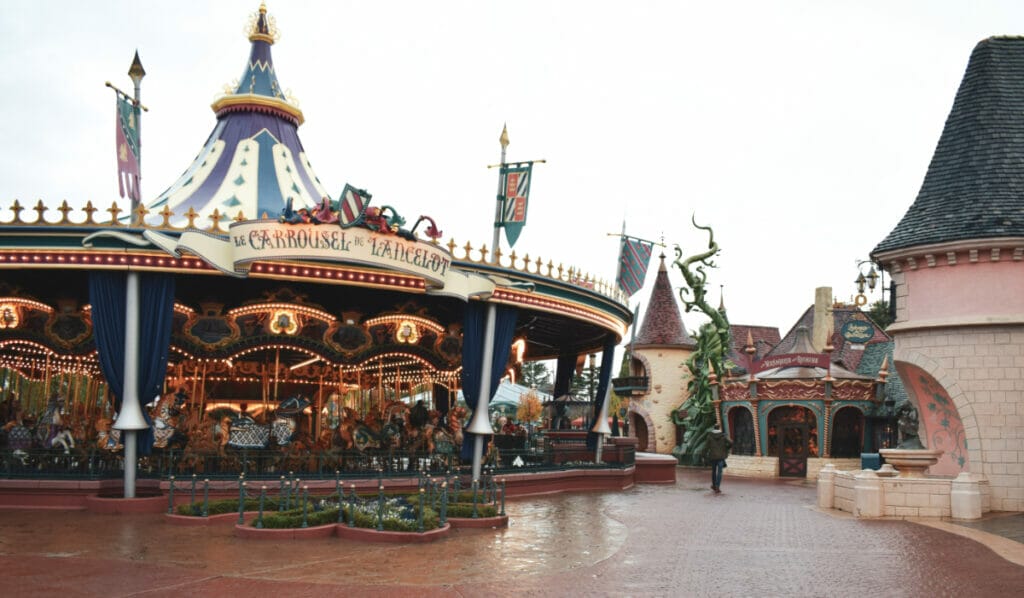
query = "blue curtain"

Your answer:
(460, 302), (518, 461)
(553, 353), (577, 398)
(89, 272), (126, 404)
(586, 334), (618, 450)
(434, 383), (451, 417)
(89, 271), (176, 455)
